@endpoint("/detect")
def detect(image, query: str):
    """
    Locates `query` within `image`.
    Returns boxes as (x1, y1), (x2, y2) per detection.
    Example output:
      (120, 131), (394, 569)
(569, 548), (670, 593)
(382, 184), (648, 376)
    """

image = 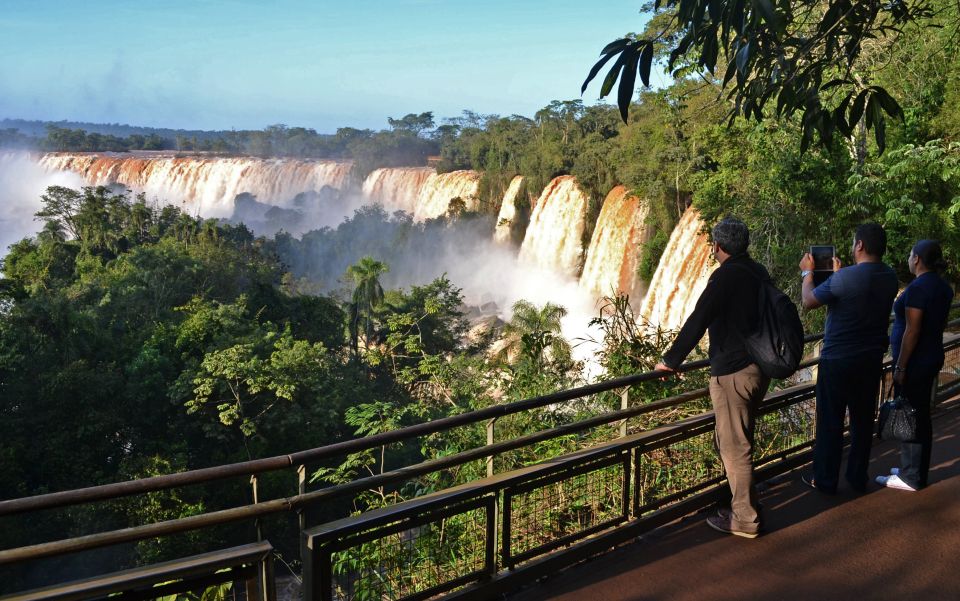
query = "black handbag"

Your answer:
(877, 386), (917, 442)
